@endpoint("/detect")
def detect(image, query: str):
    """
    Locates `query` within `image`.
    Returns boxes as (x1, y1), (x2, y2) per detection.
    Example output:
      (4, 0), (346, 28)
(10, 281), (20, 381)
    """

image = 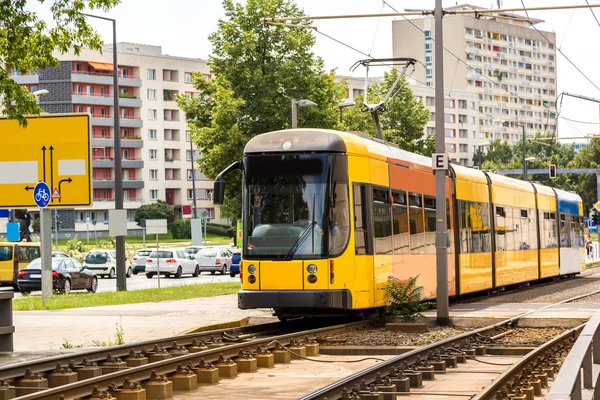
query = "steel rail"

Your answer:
(14, 319), (377, 400)
(471, 324), (583, 400)
(0, 320), (290, 381)
(300, 287), (600, 399)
